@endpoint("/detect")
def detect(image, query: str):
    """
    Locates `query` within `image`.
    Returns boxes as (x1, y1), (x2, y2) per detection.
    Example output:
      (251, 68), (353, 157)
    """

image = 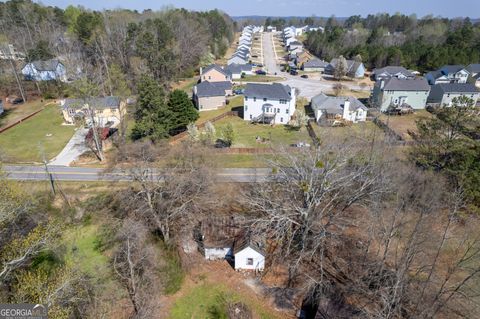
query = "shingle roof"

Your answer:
(289, 41), (302, 46)
(225, 63), (252, 75)
(62, 96), (121, 110)
(311, 93), (367, 113)
(30, 59), (62, 72)
(433, 83), (479, 93)
(244, 83), (292, 100)
(426, 70), (445, 80)
(303, 59), (328, 68)
(329, 58), (363, 74)
(466, 64), (480, 74)
(373, 66), (413, 77)
(383, 77), (430, 91)
(202, 64), (229, 77)
(440, 65), (466, 75)
(195, 81), (231, 98)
